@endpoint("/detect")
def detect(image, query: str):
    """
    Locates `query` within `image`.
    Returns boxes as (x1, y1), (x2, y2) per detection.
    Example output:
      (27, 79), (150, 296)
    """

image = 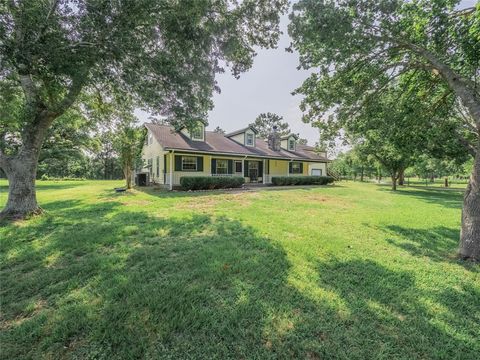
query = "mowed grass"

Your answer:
(0, 180), (478, 359)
